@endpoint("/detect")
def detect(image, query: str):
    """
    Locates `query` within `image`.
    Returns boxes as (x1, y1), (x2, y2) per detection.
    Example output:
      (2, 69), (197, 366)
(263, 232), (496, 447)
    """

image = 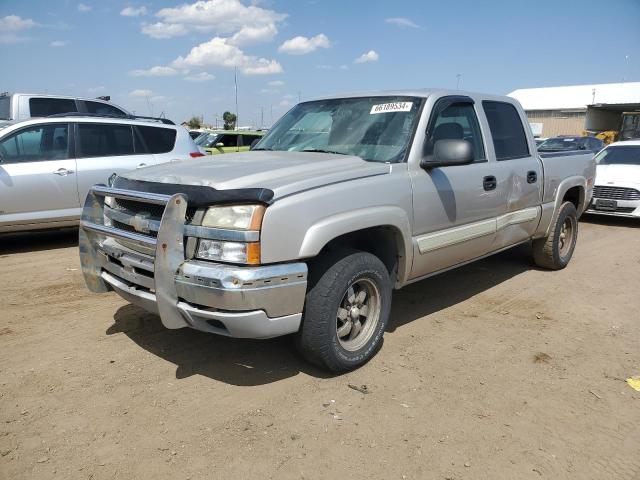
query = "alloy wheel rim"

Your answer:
(336, 278), (381, 352)
(559, 216), (575, 257)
